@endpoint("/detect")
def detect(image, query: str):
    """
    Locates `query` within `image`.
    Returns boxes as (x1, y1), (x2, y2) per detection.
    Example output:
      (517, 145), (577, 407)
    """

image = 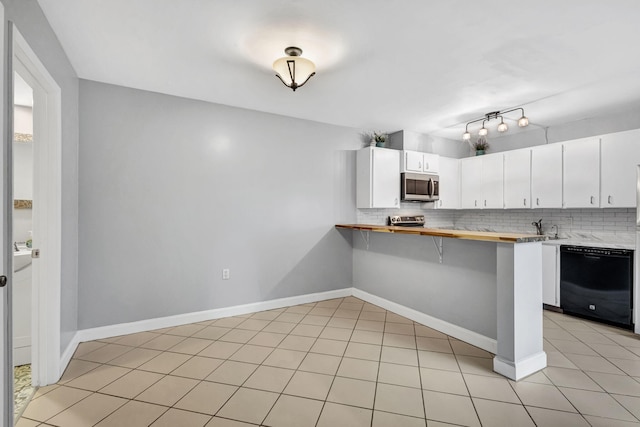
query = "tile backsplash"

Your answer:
(357, 206), (636, 241)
